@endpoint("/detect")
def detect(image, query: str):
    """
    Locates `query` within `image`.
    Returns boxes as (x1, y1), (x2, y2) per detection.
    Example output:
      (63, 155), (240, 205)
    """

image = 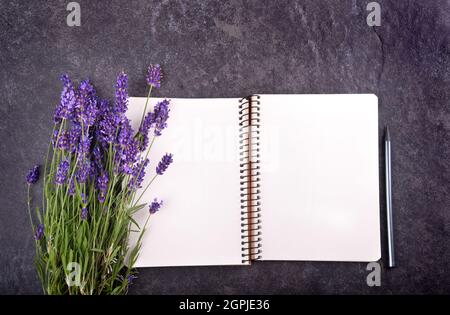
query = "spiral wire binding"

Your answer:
(239, 95), (262, 263)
